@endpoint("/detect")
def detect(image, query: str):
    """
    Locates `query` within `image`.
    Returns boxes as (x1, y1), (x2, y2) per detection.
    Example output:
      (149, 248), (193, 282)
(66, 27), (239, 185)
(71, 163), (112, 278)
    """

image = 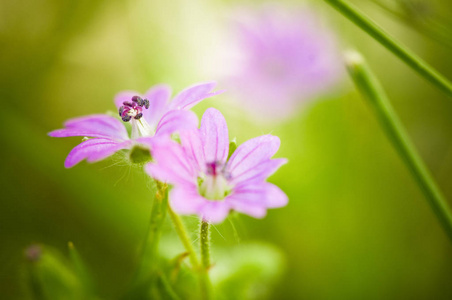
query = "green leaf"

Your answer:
(25, 244), (85, 300)
(210, 242), (285, 300)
